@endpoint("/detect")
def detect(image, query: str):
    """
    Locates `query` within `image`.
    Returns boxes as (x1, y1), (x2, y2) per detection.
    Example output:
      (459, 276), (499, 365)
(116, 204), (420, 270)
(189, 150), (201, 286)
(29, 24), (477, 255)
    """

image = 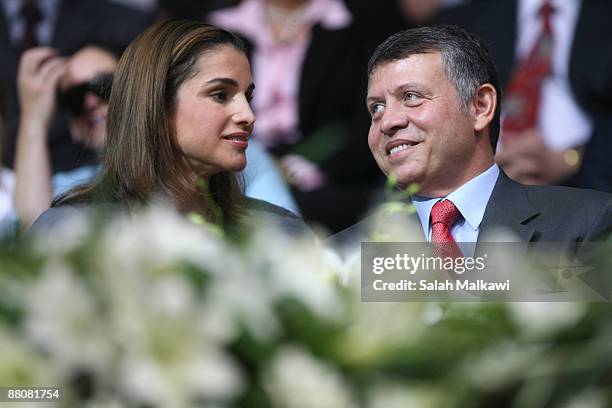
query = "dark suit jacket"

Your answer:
(435, 0), (612, 191)
(29, 197), (311, 238)
(331, 172), (612, 254)
(0, 0), (153, 171)
(575, 118), (612, 193)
